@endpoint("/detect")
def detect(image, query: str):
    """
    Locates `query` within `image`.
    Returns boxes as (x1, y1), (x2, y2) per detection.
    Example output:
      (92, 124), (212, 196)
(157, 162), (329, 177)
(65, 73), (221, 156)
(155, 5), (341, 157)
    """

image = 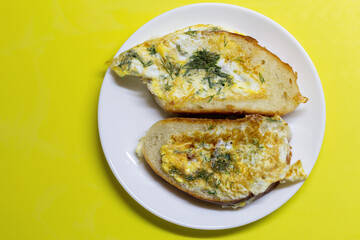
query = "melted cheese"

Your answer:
(159, 116), (306, 203)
